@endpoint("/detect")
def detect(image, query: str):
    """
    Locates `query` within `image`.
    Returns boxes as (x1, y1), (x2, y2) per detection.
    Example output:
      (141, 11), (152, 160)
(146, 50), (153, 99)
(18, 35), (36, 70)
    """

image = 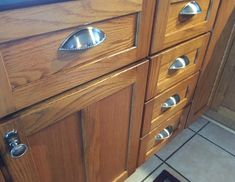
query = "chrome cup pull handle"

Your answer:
(4, 130), (28, 158)
(179, 1), (202, 22)
(155, 126), (174, 141)
(162, 94), (181, 110)
(169, 56), (190, 70)
(180, 1), (202, 15)
(59, 27), (106, 51)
